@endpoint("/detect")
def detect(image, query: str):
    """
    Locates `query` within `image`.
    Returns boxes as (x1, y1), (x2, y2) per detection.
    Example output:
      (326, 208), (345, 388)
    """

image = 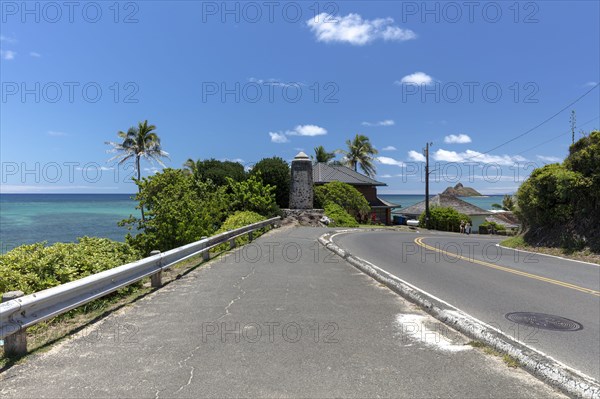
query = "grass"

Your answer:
(500, 236), (600, 265)
(468, 341), (520, 368)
